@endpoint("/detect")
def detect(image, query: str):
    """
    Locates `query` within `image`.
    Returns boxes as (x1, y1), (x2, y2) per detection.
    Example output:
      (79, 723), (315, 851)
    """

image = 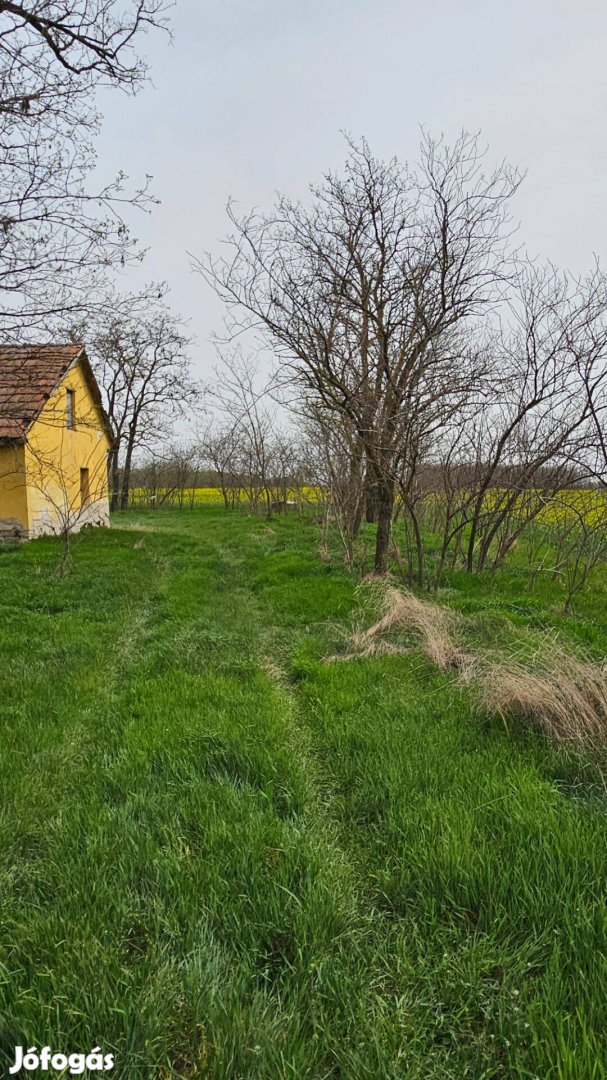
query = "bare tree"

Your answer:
(302, 407), (366, 568)
(546, 492), (607, 614)
(0, 0), (169, 334)
(25, 436), (109, 573)
(195, 132), (521, 573)
(85, 300), (199, 509)
(460, 266), (607, 573)
(197, 423), (242, 509)
(206, 349), (284, 518)
(129, 440), (205, 509)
